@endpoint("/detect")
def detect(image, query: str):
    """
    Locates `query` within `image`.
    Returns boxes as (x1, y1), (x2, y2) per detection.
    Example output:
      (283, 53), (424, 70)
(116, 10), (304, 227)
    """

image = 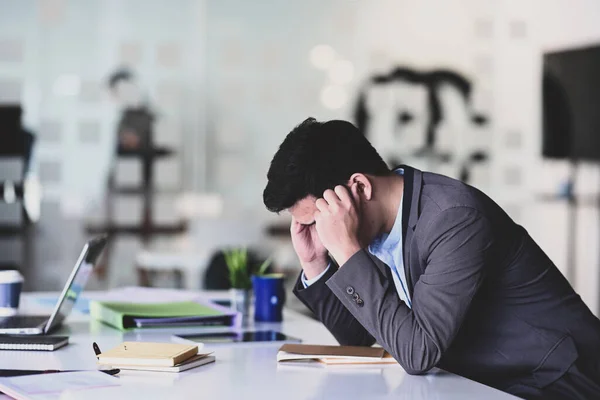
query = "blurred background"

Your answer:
(1, 0), (599, 315)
